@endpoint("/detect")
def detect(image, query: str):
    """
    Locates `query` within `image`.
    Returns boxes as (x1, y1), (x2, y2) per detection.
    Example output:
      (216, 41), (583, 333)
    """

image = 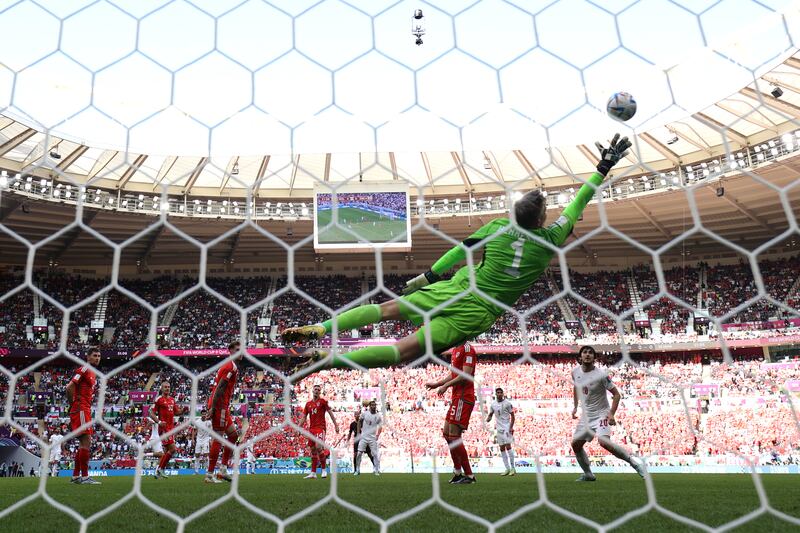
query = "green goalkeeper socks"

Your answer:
(322, 304), (382, 334)
(320, 303), (399, 367)
(331, 345), (400, 369)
